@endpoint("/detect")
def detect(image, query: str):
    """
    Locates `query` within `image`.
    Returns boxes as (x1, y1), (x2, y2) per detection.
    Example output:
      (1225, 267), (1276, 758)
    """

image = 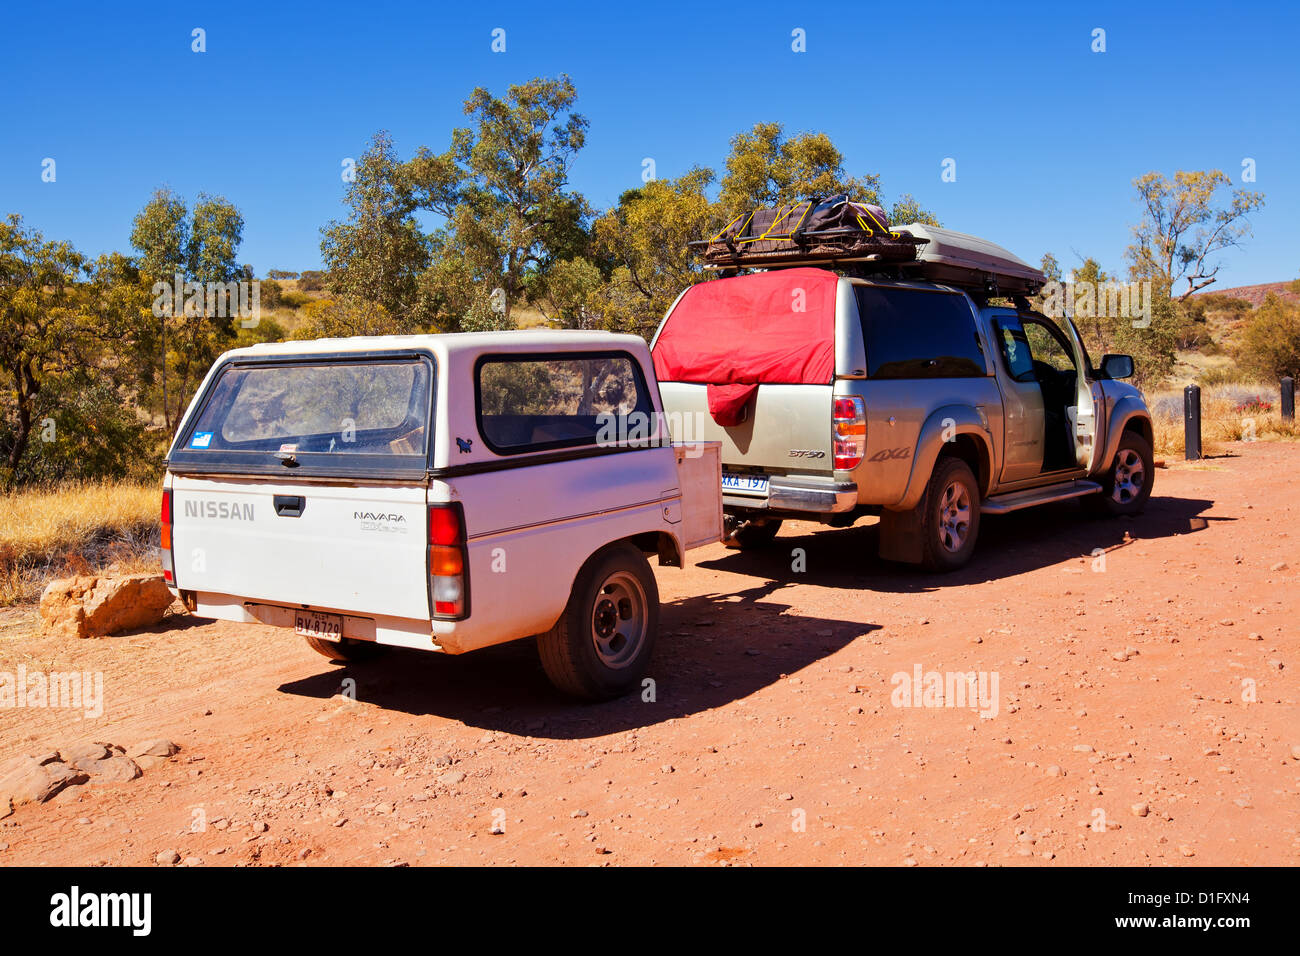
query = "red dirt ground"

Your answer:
(1, 441), (1297, 866)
